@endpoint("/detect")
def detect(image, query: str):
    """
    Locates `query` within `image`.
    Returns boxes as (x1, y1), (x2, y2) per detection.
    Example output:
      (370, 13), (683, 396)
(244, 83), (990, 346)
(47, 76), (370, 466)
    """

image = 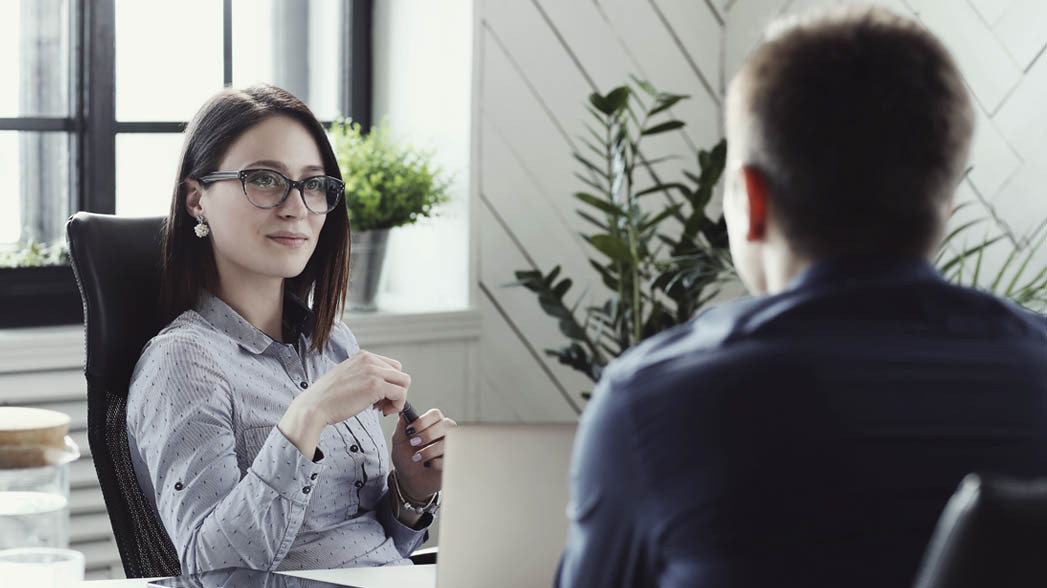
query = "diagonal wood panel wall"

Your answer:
(475, 0), (726, 421)
(476, 0), (1047, 420)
